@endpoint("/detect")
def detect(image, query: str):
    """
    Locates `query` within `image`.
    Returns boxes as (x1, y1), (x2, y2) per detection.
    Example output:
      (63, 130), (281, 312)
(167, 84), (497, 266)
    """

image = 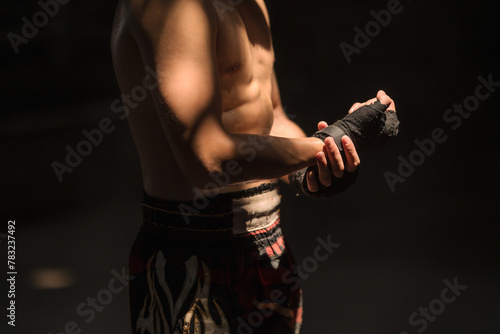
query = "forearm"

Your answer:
(176, 130), (324, 188)
(225, 133), (323, 183)
(269, 111), (310, 185)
